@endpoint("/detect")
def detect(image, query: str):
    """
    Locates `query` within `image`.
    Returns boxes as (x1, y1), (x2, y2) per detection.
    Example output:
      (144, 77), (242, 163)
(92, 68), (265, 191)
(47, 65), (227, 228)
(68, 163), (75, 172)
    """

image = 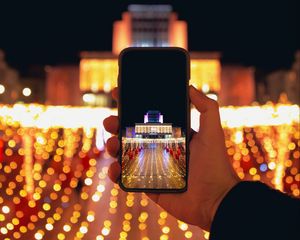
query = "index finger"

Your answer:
(189, 85), (223, 136)
(112, 87), (118, 102)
